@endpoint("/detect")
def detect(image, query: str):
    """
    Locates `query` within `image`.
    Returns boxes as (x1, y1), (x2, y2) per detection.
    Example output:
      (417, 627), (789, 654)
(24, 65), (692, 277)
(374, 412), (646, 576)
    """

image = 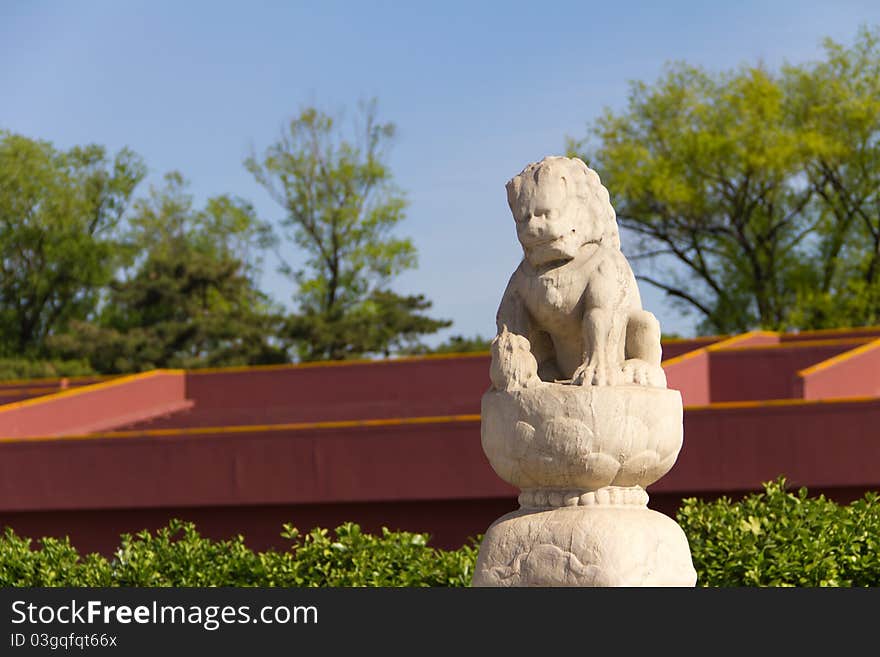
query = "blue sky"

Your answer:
(3, 1), (880, 343)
